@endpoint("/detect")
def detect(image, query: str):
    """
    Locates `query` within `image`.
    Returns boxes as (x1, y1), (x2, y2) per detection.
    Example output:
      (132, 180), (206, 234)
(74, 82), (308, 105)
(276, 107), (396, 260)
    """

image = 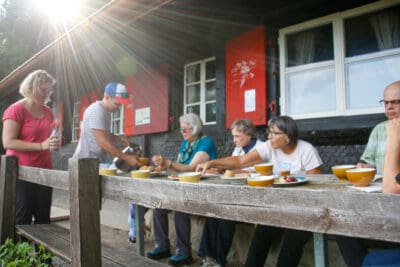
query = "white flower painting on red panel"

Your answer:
(231, 60), (256, 88)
